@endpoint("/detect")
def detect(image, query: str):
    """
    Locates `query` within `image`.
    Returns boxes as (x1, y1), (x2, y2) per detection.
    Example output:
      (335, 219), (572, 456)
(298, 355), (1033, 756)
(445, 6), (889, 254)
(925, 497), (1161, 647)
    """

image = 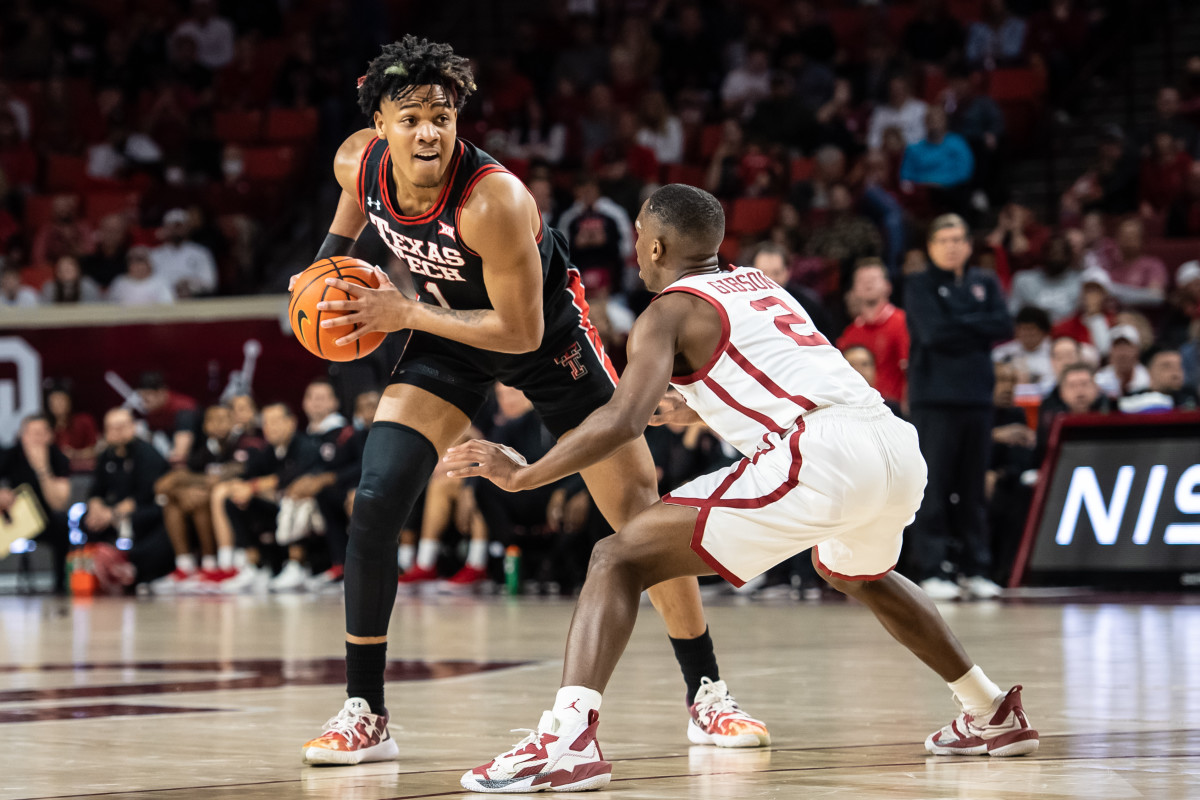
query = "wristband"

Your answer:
(314, 232), (356, 262)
